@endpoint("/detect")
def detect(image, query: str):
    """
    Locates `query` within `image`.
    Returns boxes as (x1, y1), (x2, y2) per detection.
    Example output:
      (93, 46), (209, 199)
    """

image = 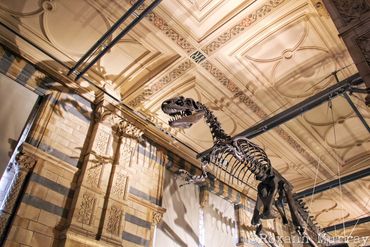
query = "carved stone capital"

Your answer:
(15, 152), (37, 172)
(93, 104), (114, 123)
(152, 211), (163, 225)
(112, 120), (143, 141)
